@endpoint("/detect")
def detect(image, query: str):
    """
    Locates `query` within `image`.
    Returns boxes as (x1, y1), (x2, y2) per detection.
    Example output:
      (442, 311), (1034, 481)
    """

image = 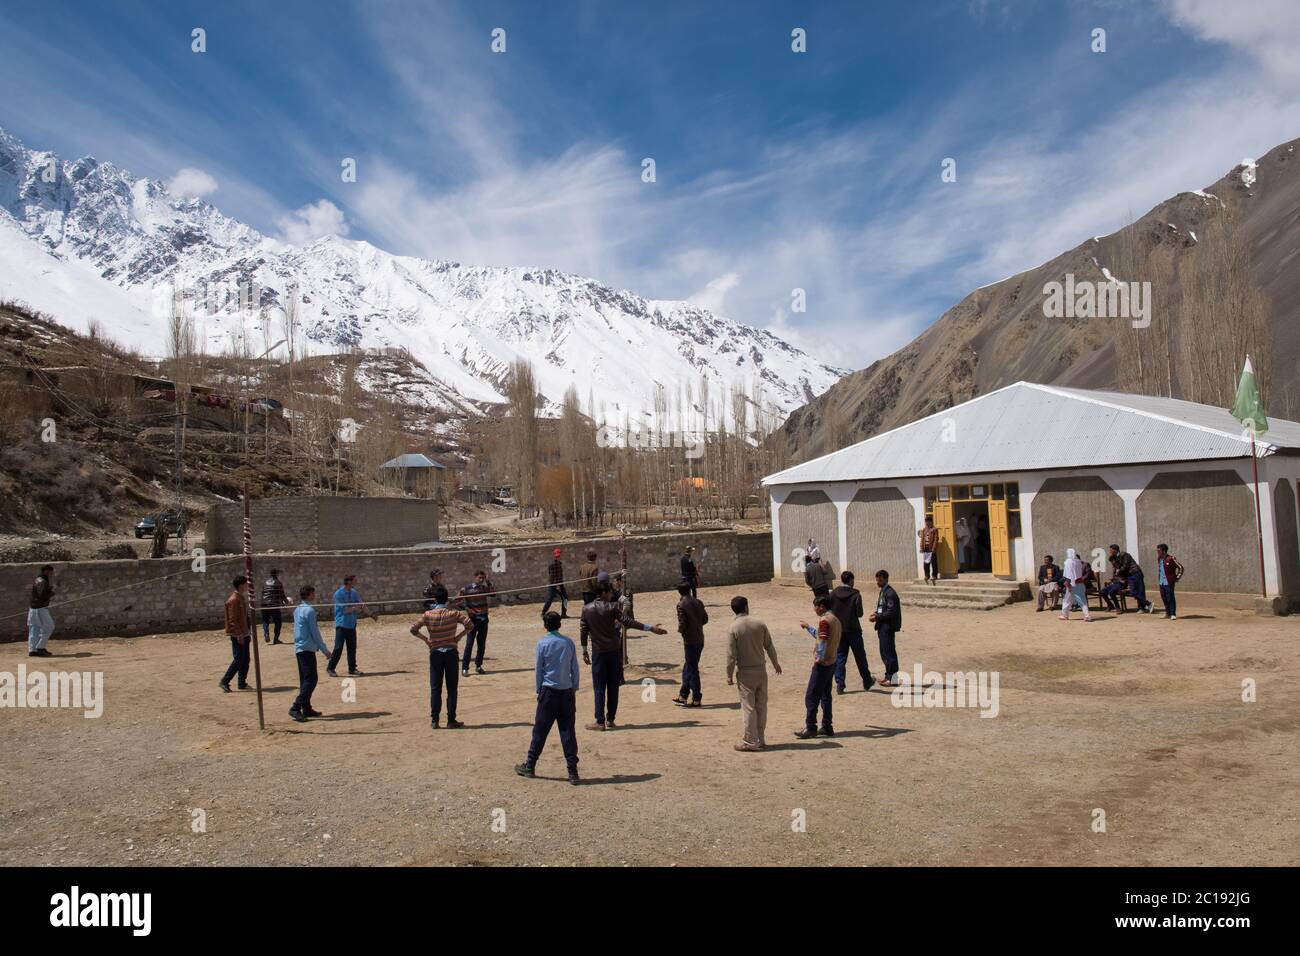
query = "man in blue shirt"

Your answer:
(328, 574), (376, 677)
(291, 585), (332, 722)
(516, 611), (581, 785)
